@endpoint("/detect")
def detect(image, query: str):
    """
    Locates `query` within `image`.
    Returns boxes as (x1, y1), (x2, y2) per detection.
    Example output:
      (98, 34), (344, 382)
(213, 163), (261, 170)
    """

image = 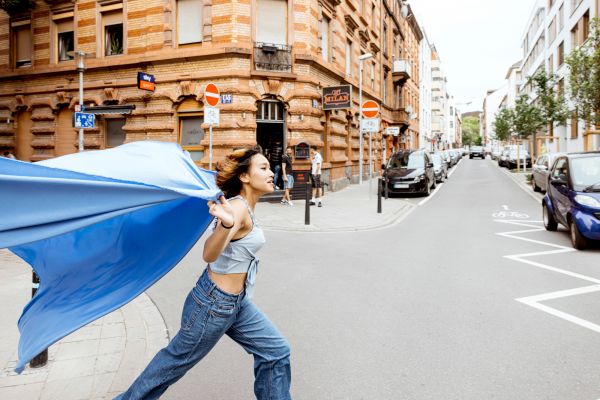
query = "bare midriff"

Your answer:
(208, 267), (246, 295)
